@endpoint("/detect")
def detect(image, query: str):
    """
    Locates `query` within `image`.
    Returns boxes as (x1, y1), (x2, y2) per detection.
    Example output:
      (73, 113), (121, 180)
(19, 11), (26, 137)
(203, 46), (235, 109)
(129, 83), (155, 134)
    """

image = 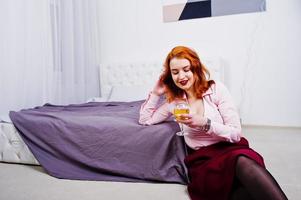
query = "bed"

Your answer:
(0, 58), (225, 183)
